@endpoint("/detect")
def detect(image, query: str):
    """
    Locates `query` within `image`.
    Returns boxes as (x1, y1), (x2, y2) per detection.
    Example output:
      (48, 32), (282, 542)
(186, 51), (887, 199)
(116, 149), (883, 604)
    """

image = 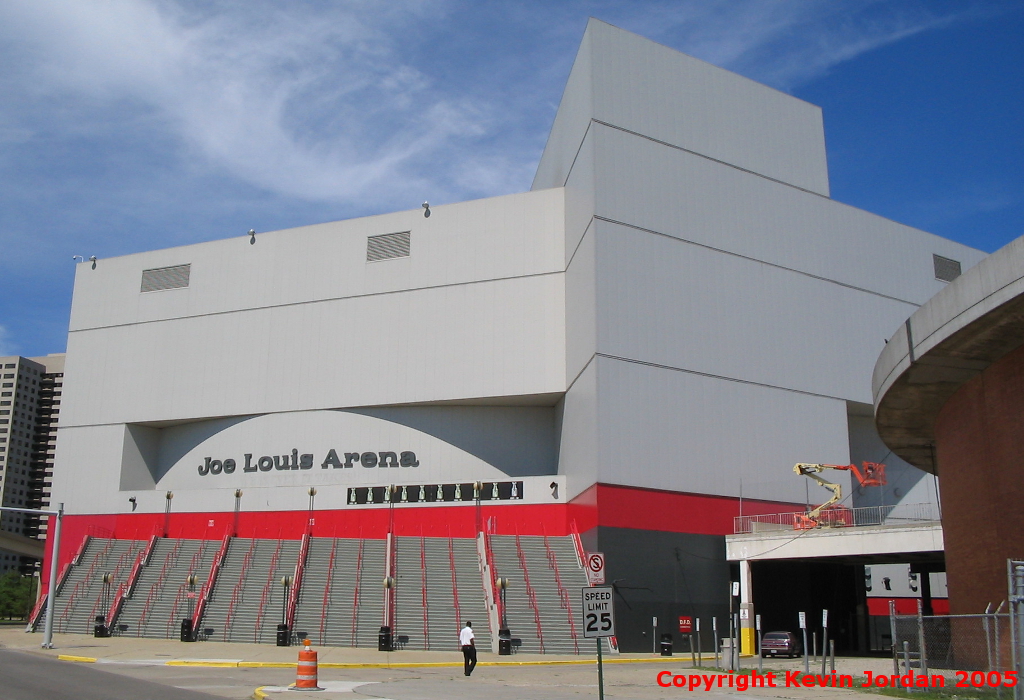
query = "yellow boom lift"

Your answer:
(792, 462), (886, 529)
